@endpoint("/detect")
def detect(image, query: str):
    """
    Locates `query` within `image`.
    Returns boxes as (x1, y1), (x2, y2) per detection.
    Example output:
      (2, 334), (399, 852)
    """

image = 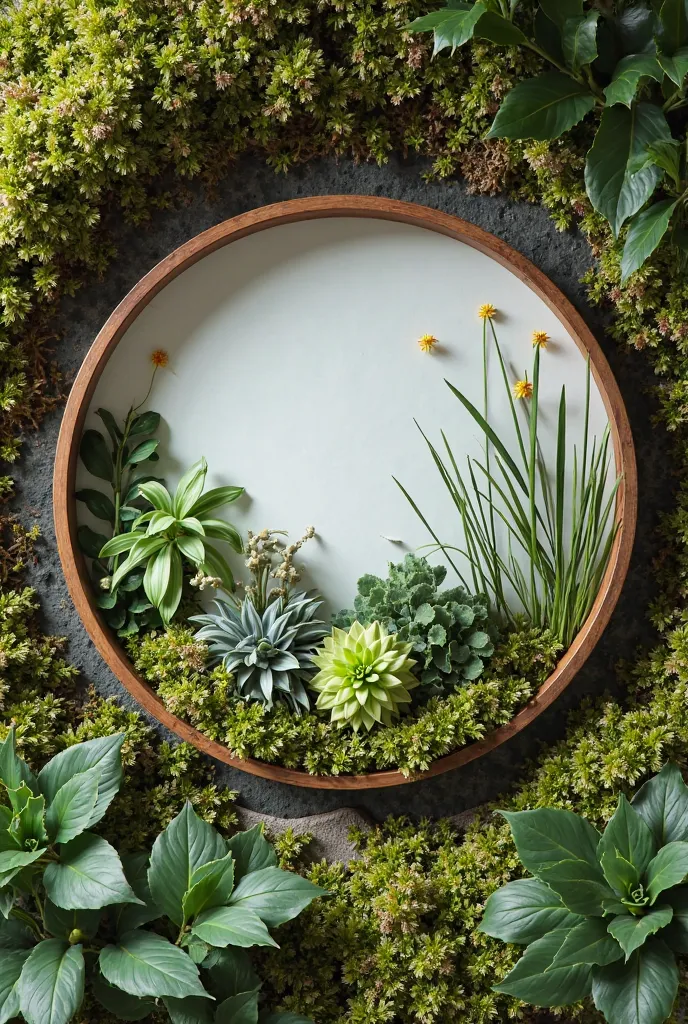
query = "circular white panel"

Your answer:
(80, 217), (610, 615)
